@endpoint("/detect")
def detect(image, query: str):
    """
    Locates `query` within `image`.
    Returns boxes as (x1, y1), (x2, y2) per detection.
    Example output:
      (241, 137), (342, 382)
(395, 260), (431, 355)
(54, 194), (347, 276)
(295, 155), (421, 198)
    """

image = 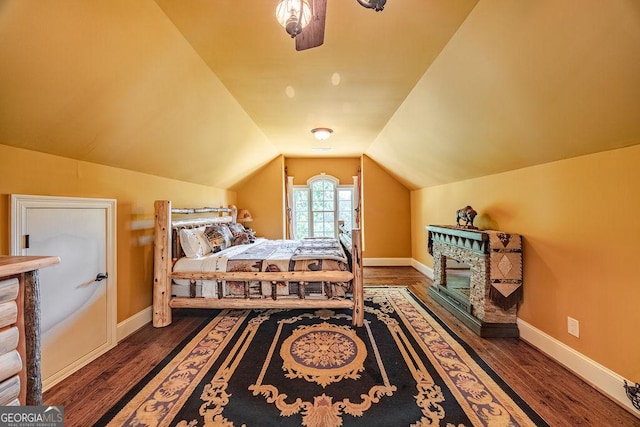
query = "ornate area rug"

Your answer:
(99, 287), (548, 426)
